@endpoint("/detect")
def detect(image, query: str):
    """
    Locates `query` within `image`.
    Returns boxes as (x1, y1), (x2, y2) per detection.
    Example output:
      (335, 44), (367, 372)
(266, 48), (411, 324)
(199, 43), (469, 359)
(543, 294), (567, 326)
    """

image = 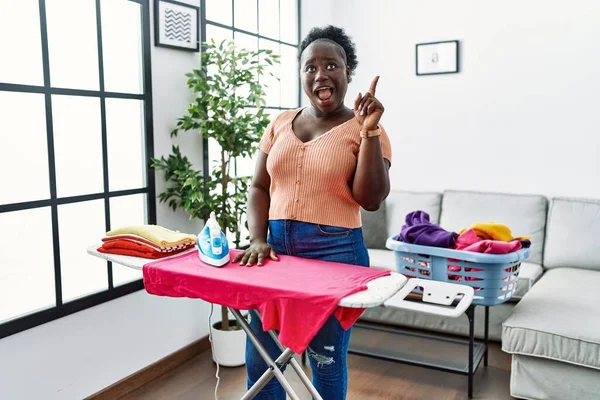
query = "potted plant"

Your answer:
(152, 39), (279, 366)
